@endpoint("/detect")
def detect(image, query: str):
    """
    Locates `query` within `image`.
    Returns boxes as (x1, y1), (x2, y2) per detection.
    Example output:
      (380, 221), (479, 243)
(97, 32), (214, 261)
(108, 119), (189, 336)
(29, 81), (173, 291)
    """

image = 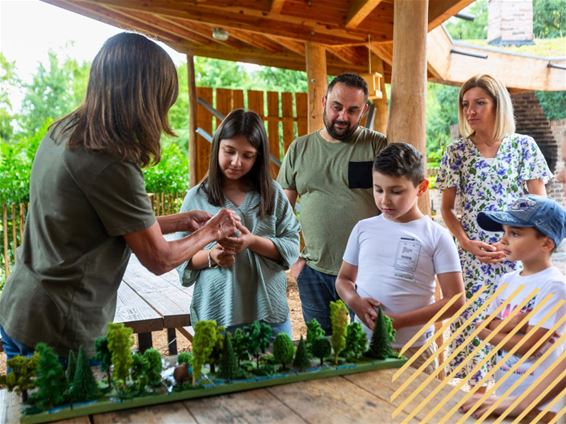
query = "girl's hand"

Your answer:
(211, 245), (236, 268)
(218, 221), (254, 254)
(462, 239), (506, 263)
(350, 296), (381, 330)
(205, 209), (240, 240)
